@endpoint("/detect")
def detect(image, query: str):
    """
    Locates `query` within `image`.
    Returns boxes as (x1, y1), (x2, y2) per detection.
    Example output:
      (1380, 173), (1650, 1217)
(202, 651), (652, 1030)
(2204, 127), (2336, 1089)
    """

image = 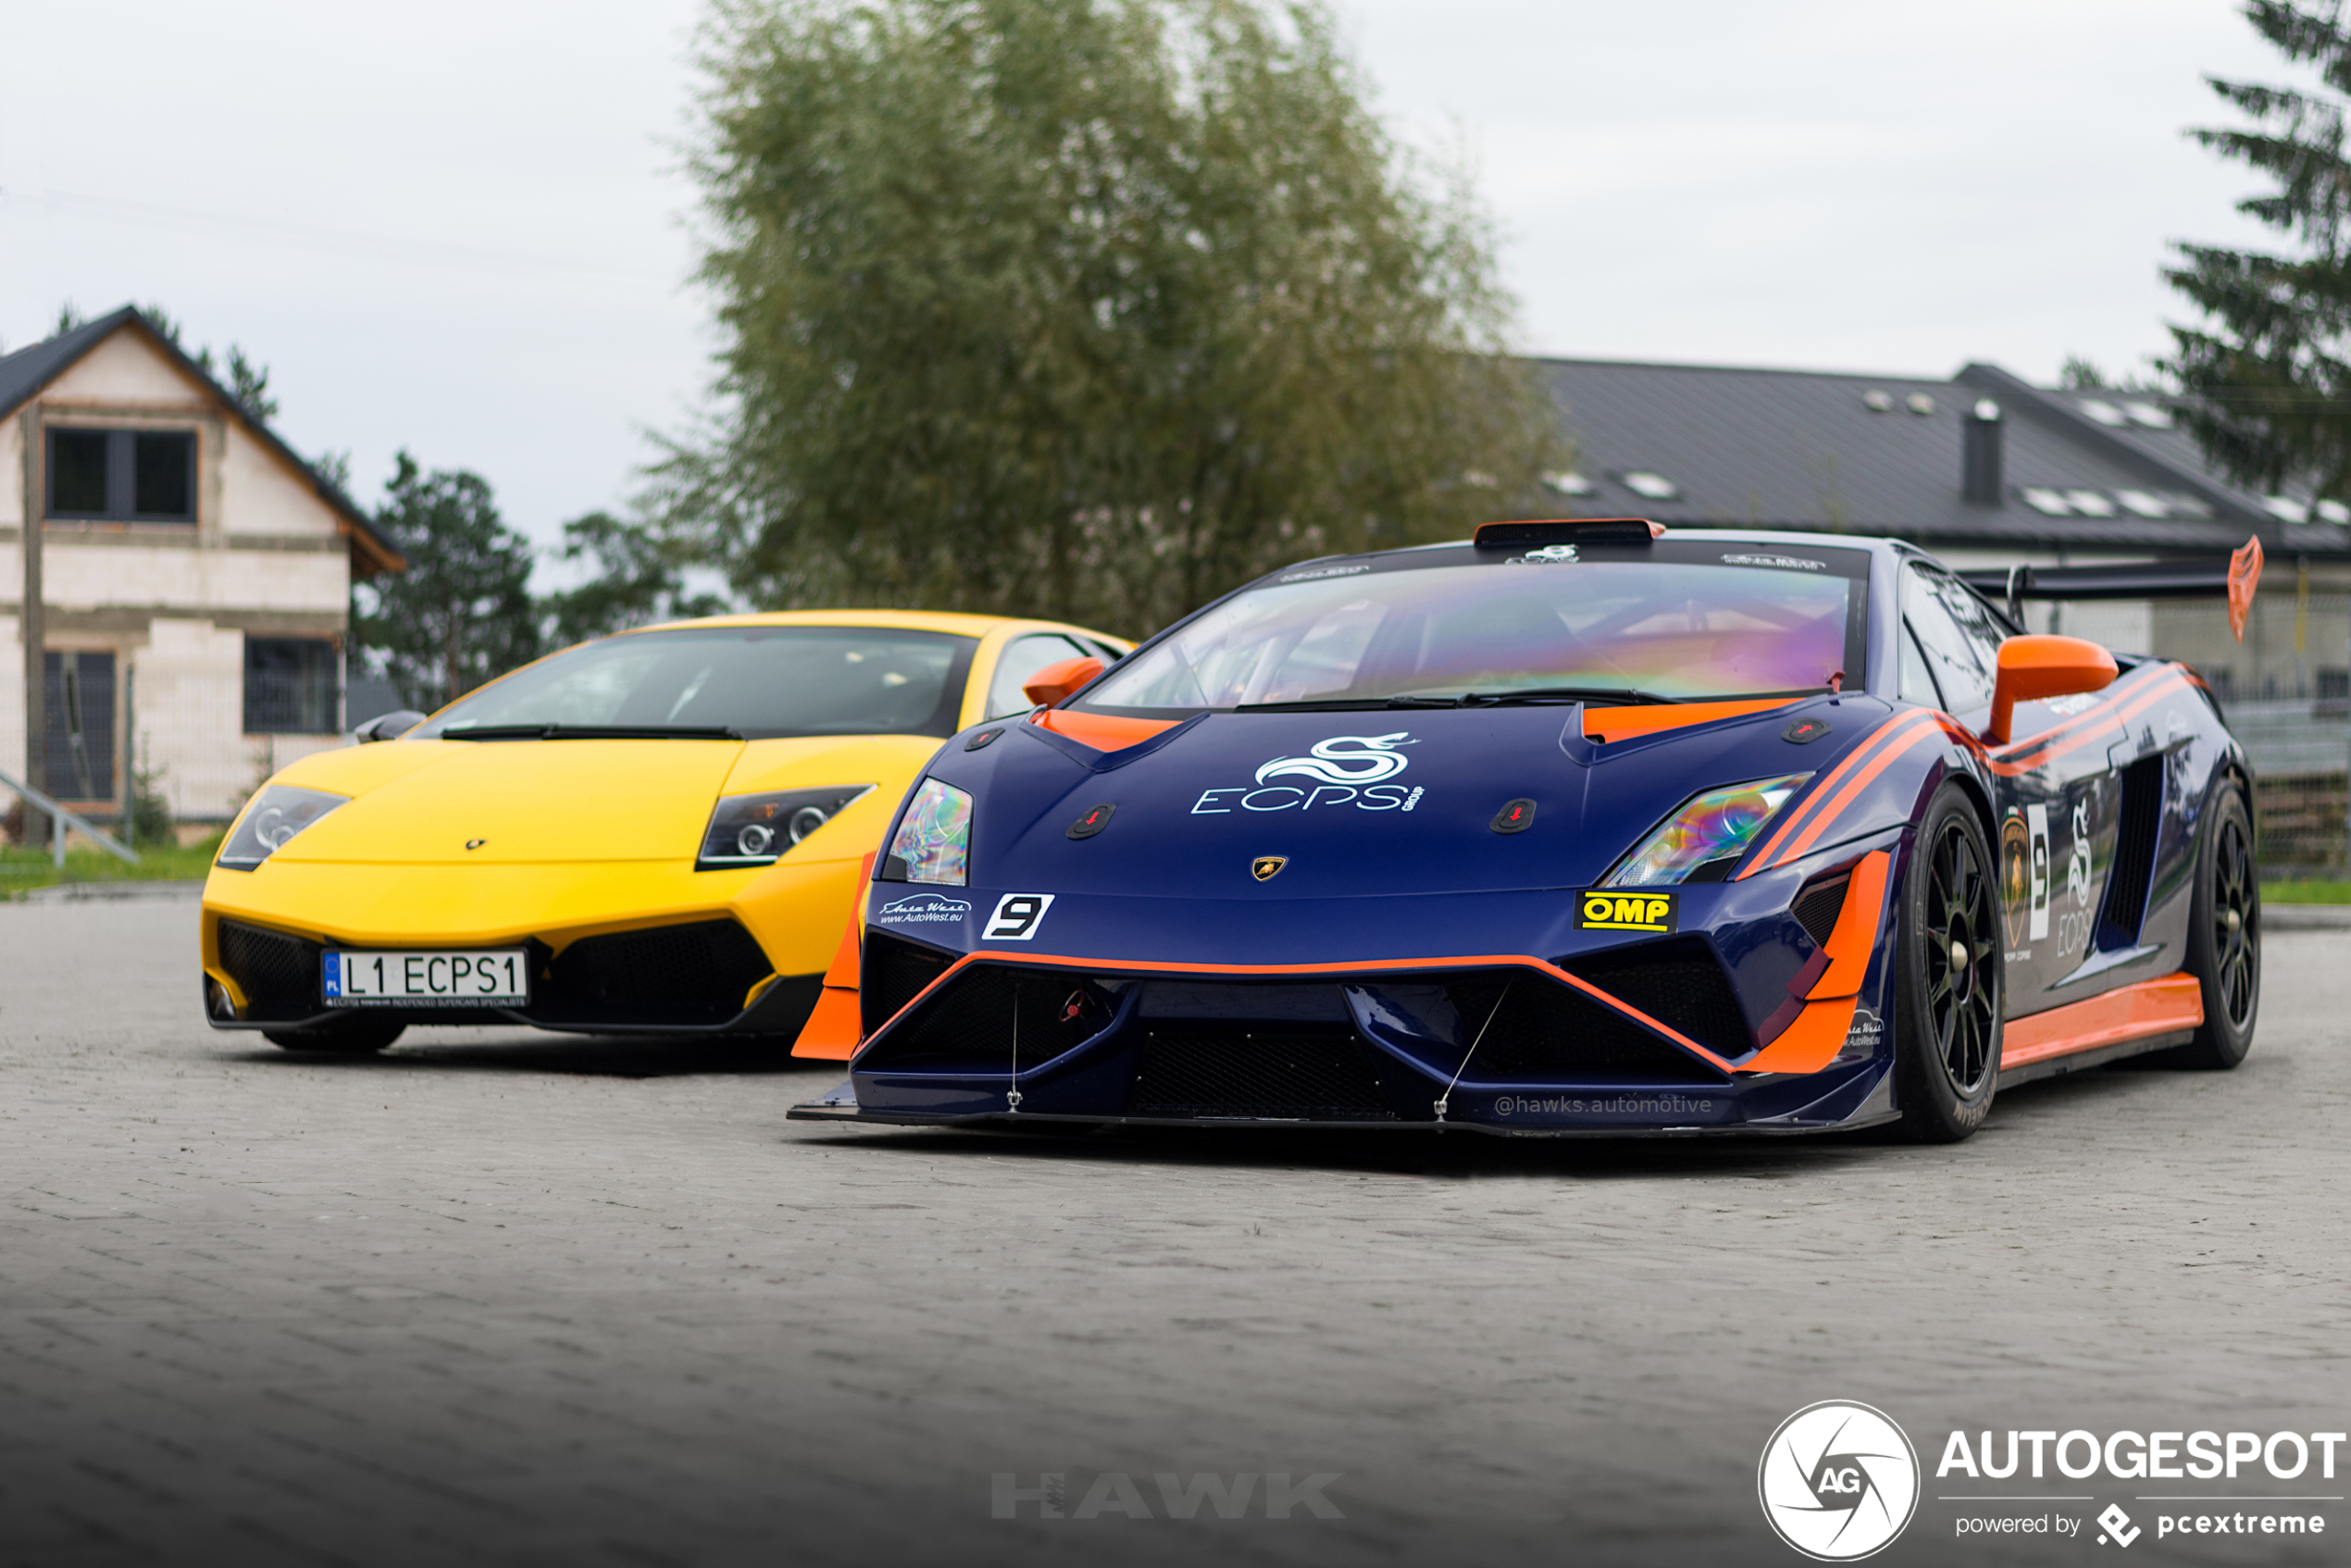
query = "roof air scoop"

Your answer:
(1473, 517), (1663, 549)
